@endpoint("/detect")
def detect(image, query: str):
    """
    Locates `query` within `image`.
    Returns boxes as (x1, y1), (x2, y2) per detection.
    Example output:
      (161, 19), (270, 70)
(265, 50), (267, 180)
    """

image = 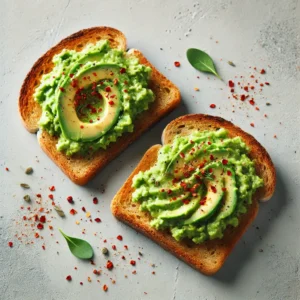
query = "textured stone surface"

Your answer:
(0, 0), (299, 299)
